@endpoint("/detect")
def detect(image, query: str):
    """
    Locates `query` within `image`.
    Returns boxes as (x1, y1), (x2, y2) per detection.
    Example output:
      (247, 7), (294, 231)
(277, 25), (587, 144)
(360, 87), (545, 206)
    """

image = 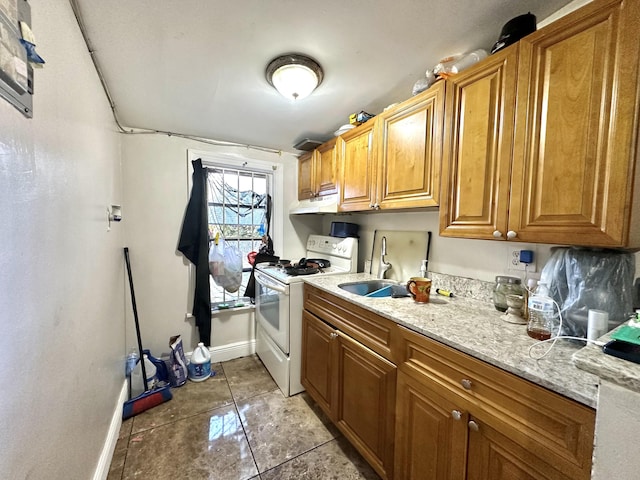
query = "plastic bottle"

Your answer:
(130, 354), (157, 397)
(420, 260), (428, 278)
(188, 342), (211, 382)
(527, 282), (556, 340)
